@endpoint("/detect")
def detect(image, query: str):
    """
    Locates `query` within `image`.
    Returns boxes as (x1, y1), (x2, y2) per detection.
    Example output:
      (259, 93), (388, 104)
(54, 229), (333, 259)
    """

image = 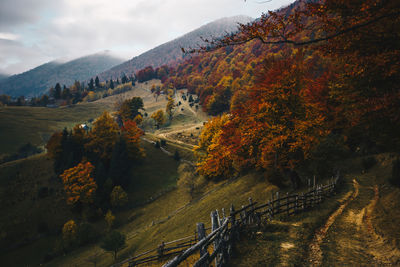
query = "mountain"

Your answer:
(98, 15), (253, 80)
(0, 73), (8, 82)
(0, 52), (124, 97)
